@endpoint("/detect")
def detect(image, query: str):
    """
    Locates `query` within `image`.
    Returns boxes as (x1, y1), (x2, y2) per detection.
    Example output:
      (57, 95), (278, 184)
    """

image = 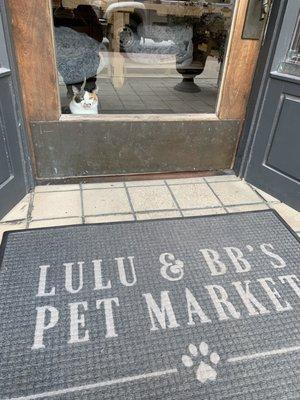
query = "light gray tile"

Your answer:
(166, 177), (205, 185)
(29, 217), (82, 228)
(128, 186), (177, 211)
(35, 184), (80, 192)
(205, 175), (239, 182)
(125, 180), (165, 187)
(167, 101), (194, 113)
(82, 182), (124, 189)
(101, 103), (124, 110)
(122, 104), (145, 110)
(85, 214), (134, 223)
(209, 181), (262, 206)
(182, 207), (226, 217)
(0, 221), (26, 243)
(136, 210), (181, 220)
(1, 194), (31, 222)
(271, 203), (300, 231)
(31, 191), (82, 220)
(226, 204), (269, 213)
(156, 94), (181, 101)
(141, 96), (162, 102)
(190, 100), (214, 112)
(170, 183), (221, 209)
(253, 187), (280, 203)
(83, 188), (131, 215)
